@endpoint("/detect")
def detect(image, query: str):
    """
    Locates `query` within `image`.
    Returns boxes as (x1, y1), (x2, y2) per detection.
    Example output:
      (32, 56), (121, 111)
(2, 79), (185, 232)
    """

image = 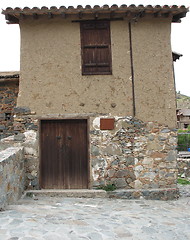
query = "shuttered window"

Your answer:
(80, 21), (112, 75)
